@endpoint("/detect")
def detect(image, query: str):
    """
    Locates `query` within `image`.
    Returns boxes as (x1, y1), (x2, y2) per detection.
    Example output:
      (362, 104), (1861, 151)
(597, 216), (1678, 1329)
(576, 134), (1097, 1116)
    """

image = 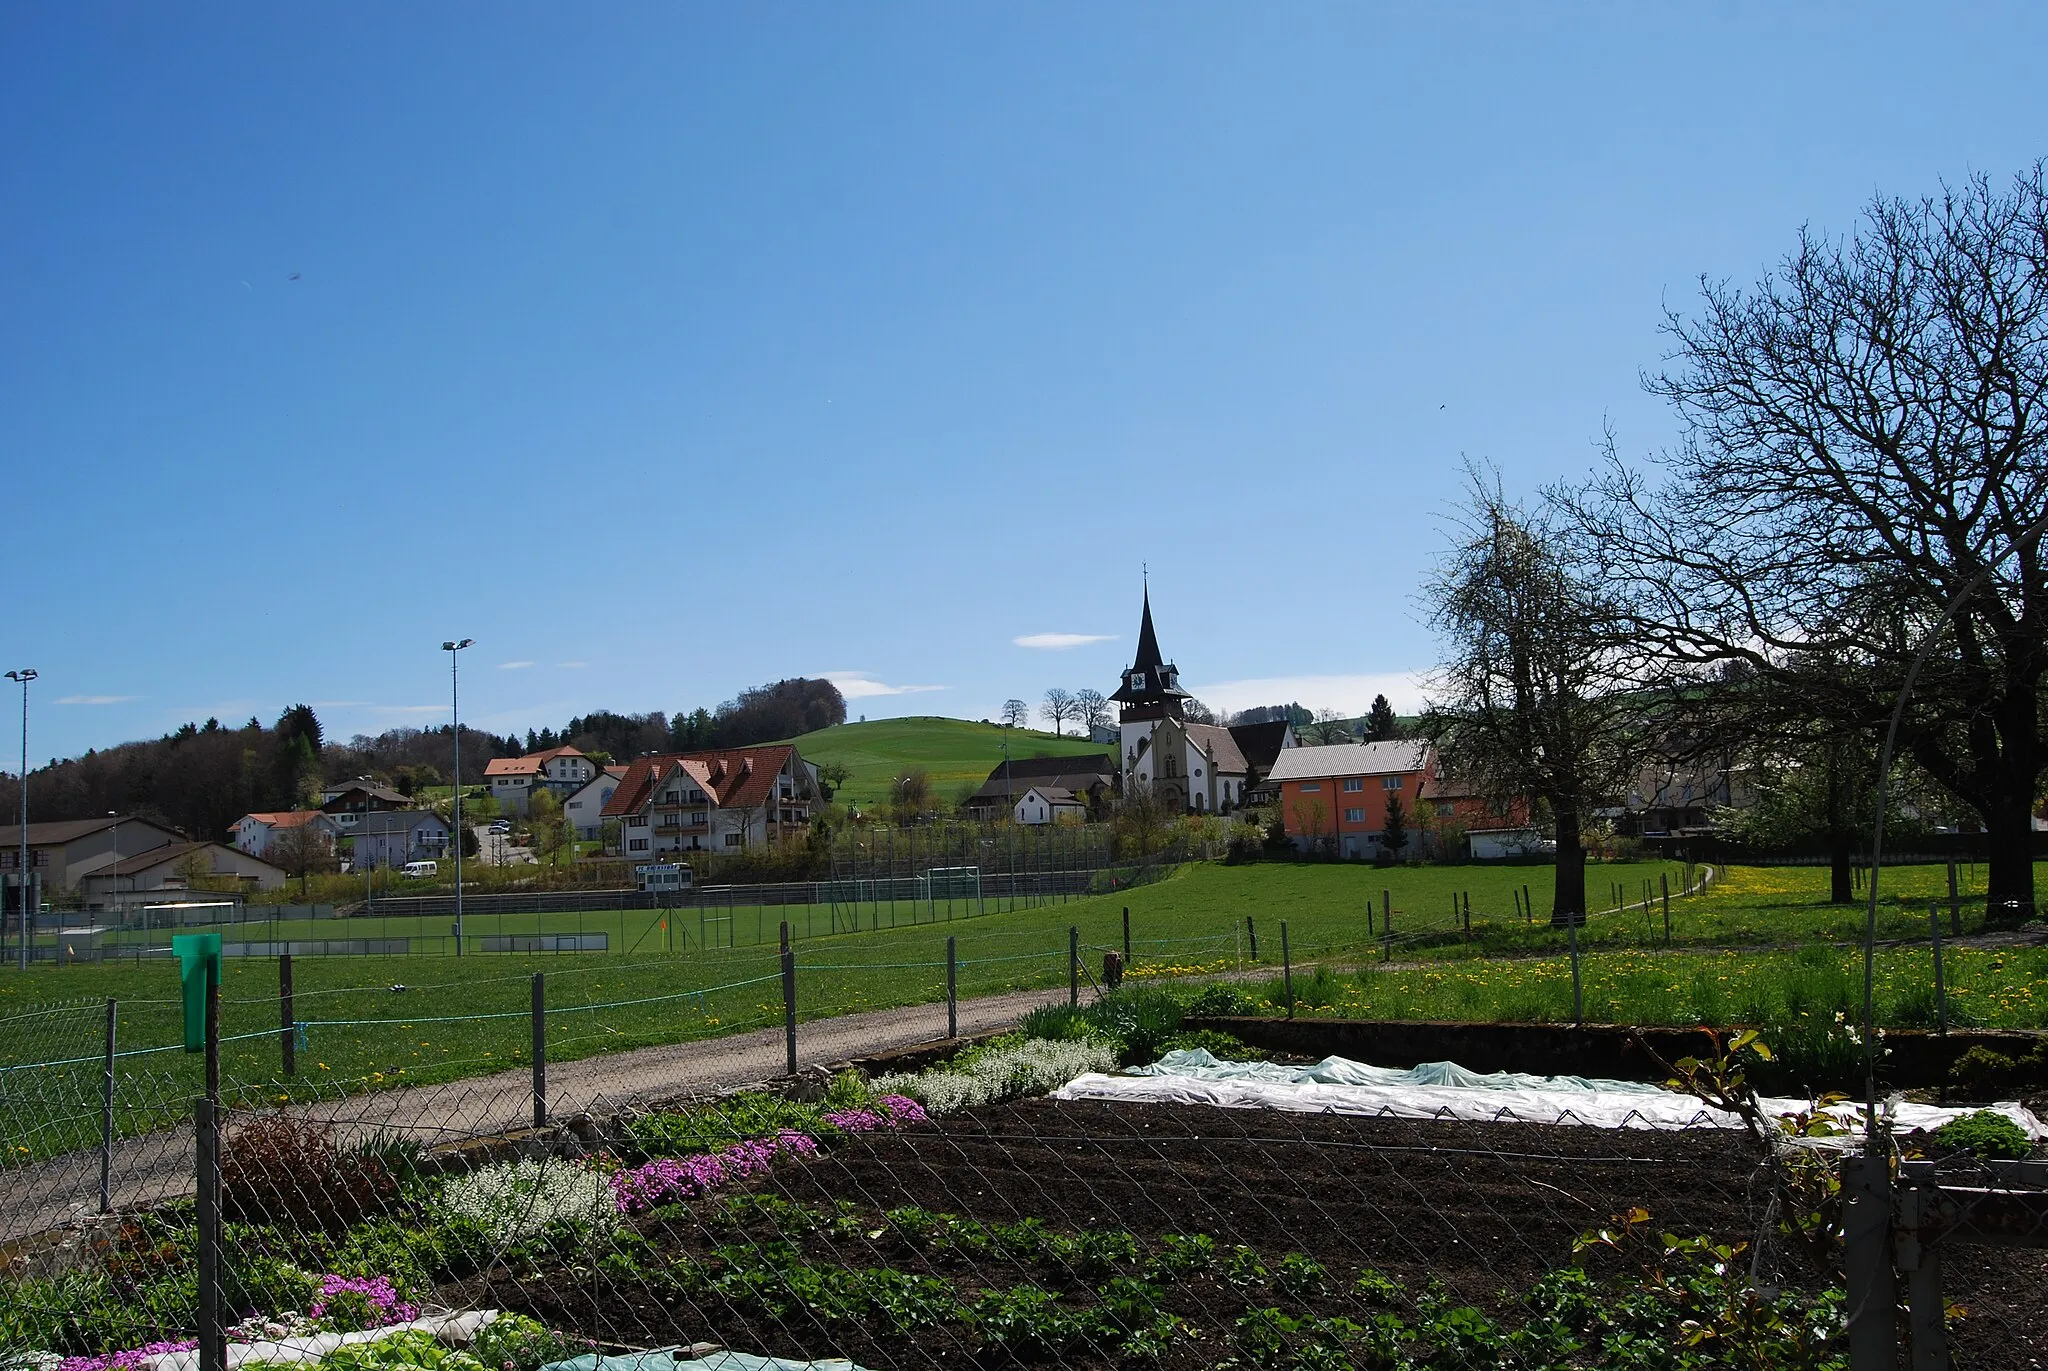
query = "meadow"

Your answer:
(779, 717), (1108, 808)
